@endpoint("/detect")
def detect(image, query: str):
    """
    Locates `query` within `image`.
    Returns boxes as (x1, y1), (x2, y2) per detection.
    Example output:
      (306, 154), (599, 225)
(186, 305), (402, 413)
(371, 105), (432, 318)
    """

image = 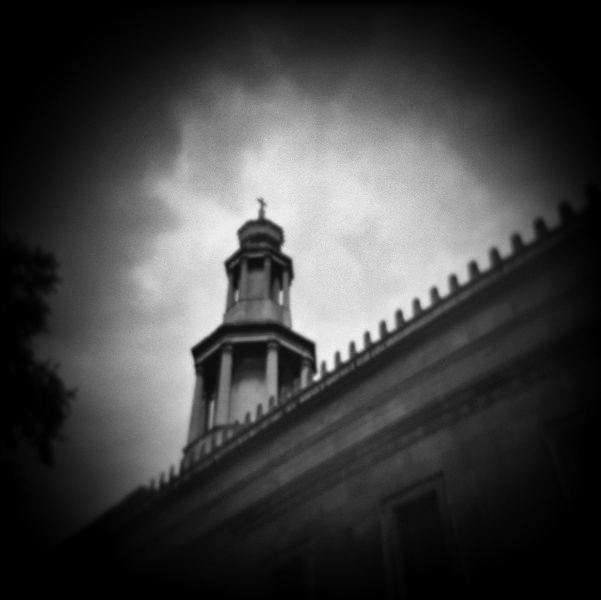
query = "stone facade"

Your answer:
(64, 193), (600, 599)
